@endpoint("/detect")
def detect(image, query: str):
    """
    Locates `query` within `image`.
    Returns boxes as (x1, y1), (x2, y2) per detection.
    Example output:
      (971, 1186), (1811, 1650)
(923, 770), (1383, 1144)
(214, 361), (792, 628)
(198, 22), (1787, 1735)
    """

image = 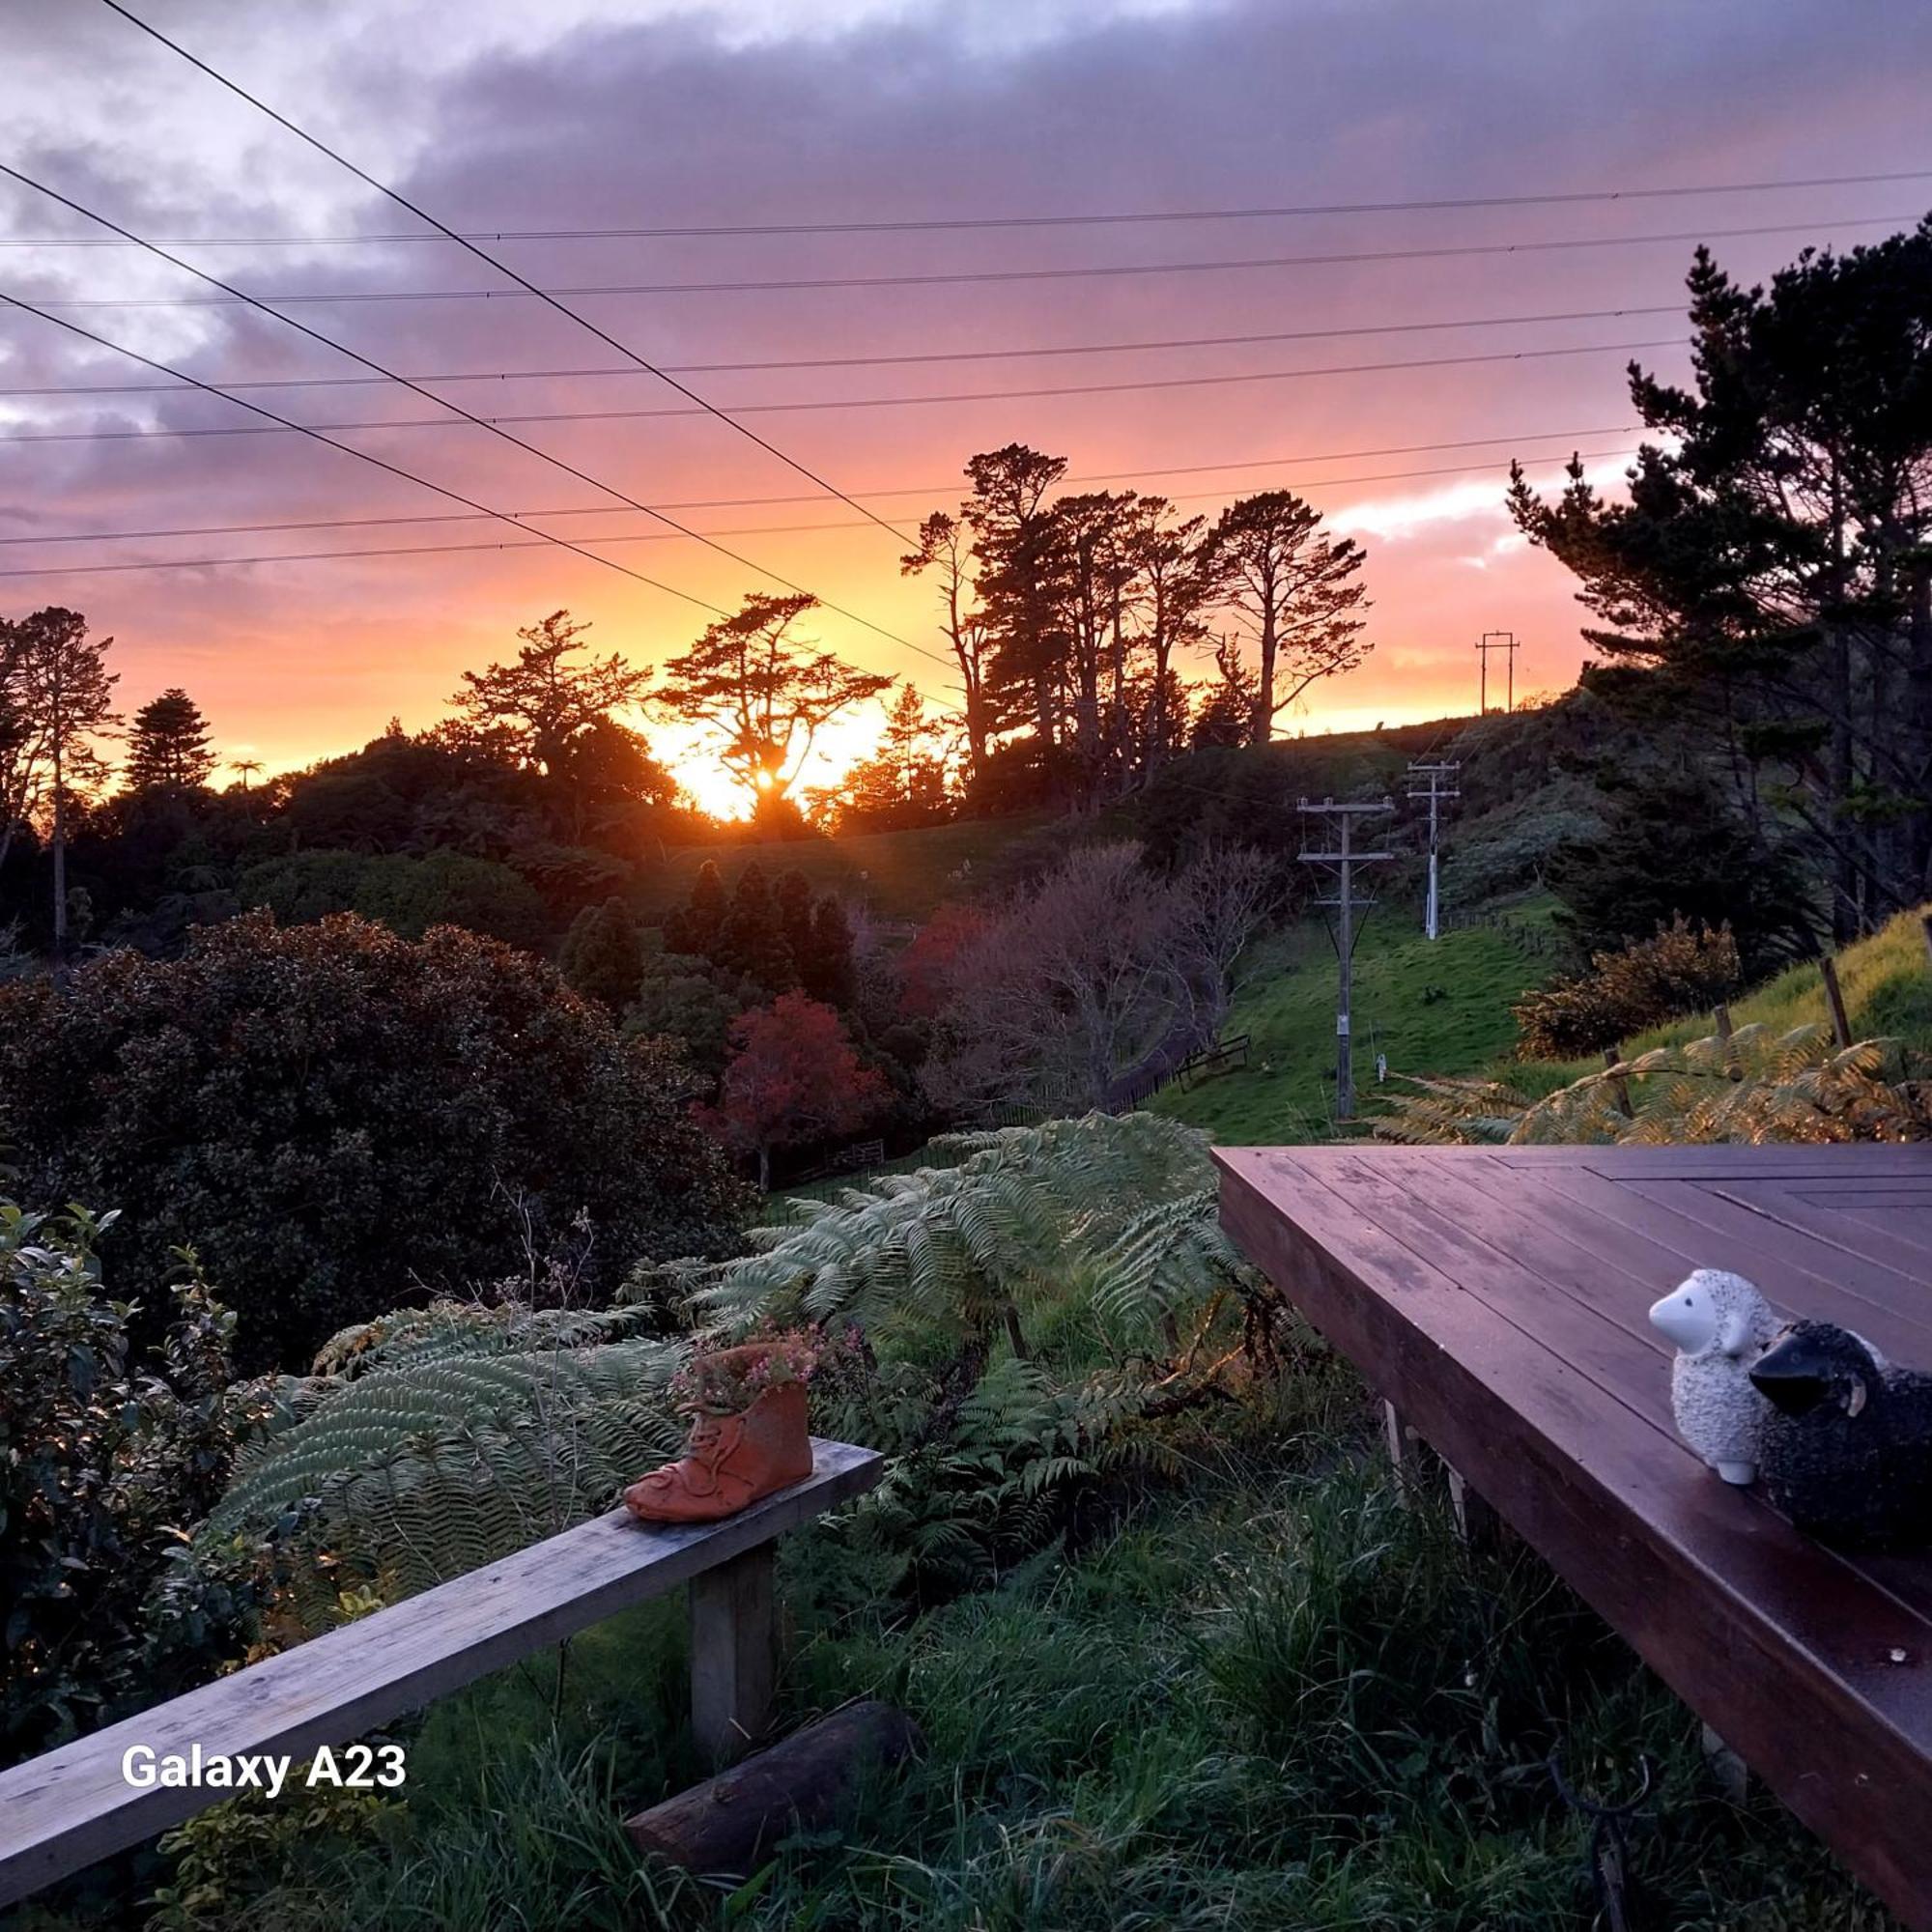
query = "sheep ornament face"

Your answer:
(1747, 1321), (1932, 1550)
(1647, 1270), (1782, 1485)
